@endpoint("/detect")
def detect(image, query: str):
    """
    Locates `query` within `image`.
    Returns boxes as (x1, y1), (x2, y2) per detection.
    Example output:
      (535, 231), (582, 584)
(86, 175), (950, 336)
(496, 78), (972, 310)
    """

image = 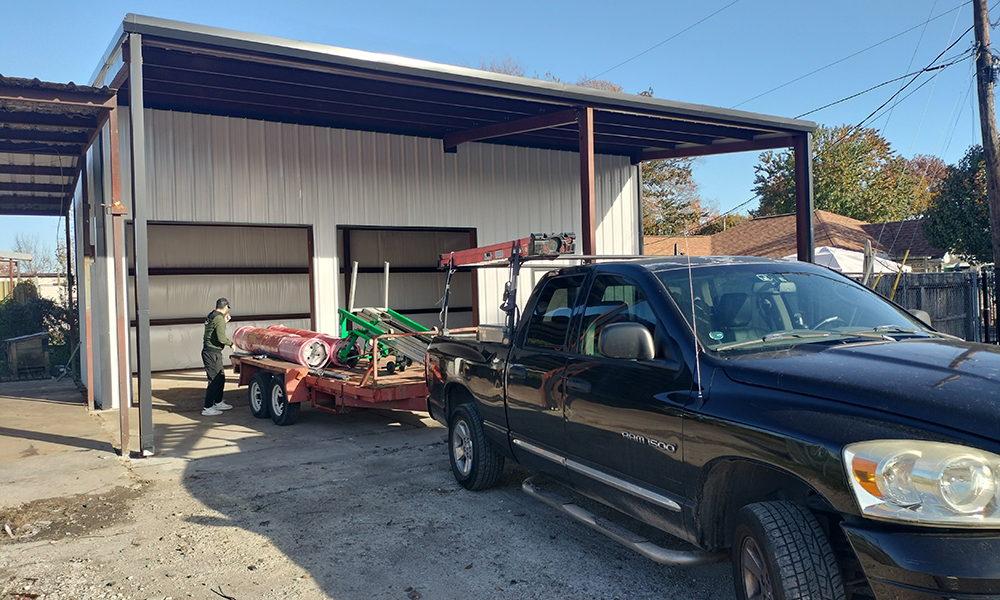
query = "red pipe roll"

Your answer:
(267, 325), (360, 368)
(233, 326), (331, 368)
